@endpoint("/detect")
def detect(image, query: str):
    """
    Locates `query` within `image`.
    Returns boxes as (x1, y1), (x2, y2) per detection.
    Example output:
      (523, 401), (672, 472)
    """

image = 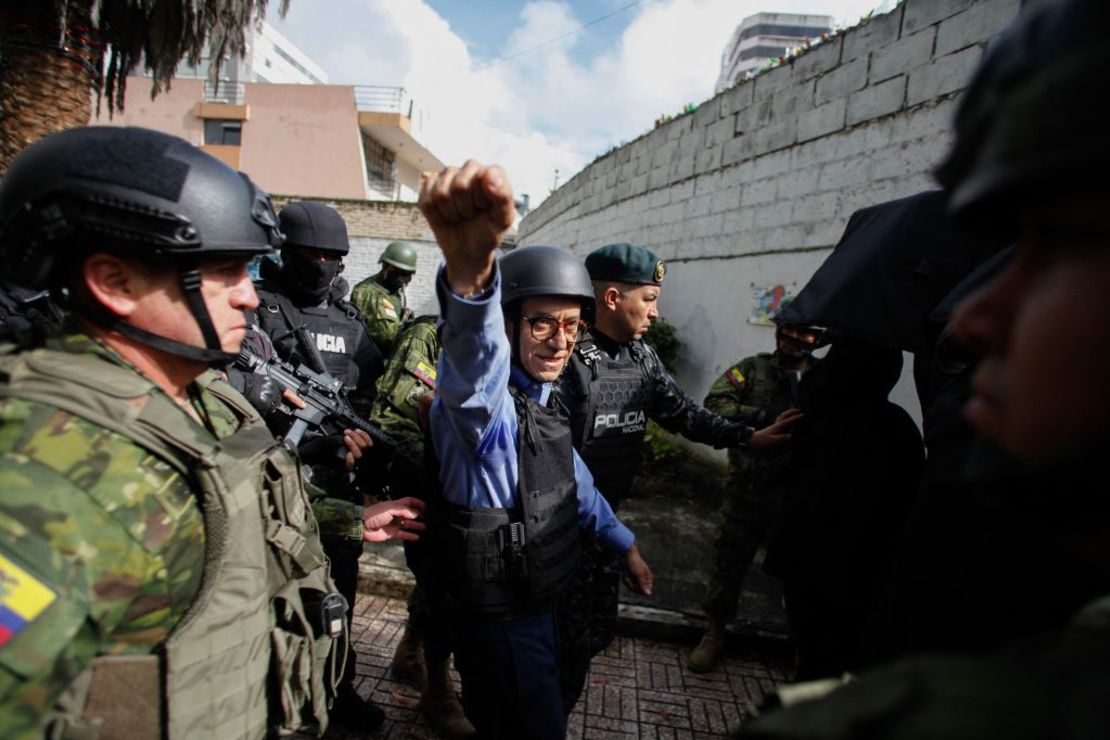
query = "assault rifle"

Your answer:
(236, 346), (398, 452)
